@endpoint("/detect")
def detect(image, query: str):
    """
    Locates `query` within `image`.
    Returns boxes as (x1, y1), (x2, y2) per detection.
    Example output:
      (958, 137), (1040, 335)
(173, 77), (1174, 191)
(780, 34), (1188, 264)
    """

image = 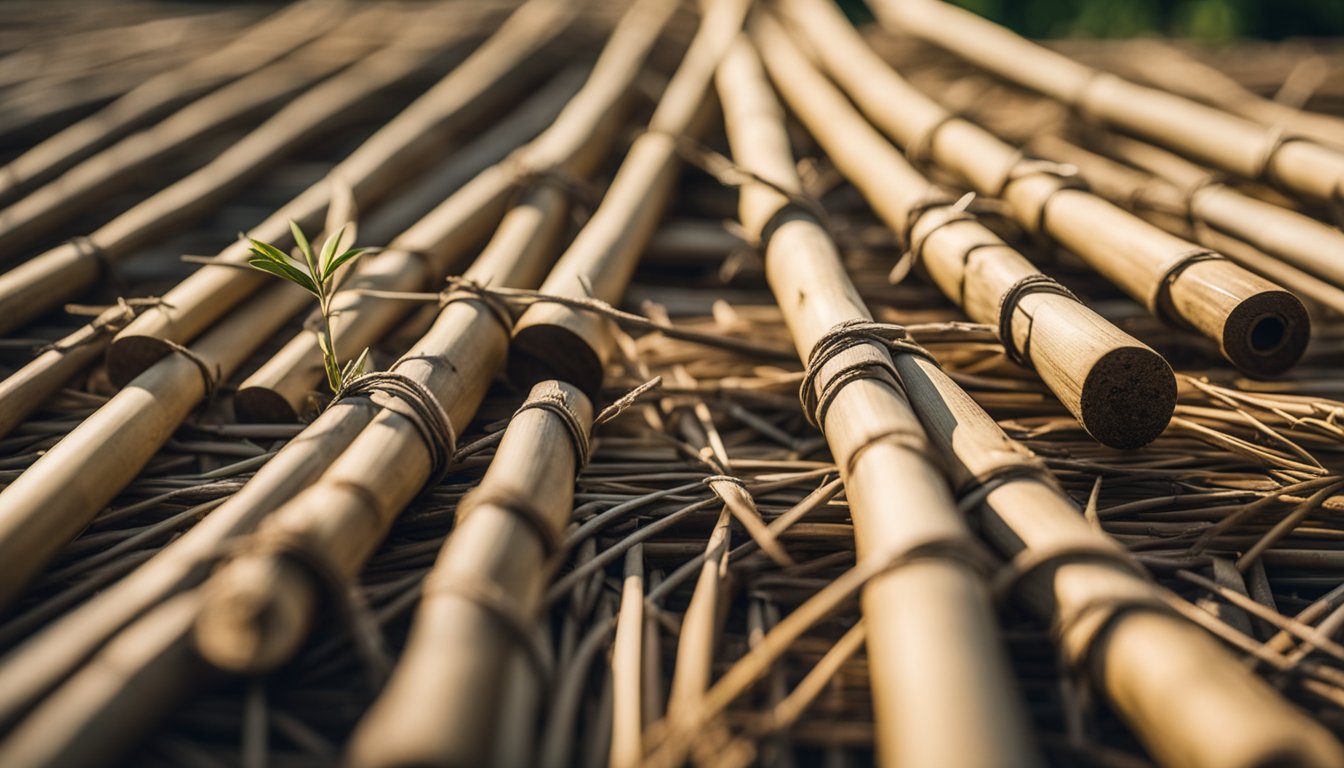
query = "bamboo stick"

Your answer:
(0, 0), (346, 207)
(783, 0), (1309, 376)
(1031, 135), (1344, 317)
(346, 380), (592, 768)
(0, 4), (403, 263)
(232, 66), (589, 422)
(713, 32), (1040, 768)
(870, 0), (1344, 207)
(508, 0), (752, 398)
(0, 5), (502, 339)
(893, 331), (1344, 768)
(0, 278), (311, 612)
(760, 2), (1175, 449)
(5, 0), (561, 349)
